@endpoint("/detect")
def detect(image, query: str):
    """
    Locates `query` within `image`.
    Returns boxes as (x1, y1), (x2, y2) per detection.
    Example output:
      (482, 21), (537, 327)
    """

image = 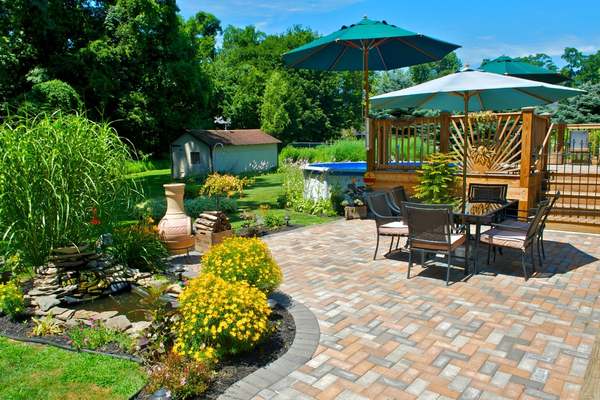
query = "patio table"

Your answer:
(454, 200), (519, 275)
